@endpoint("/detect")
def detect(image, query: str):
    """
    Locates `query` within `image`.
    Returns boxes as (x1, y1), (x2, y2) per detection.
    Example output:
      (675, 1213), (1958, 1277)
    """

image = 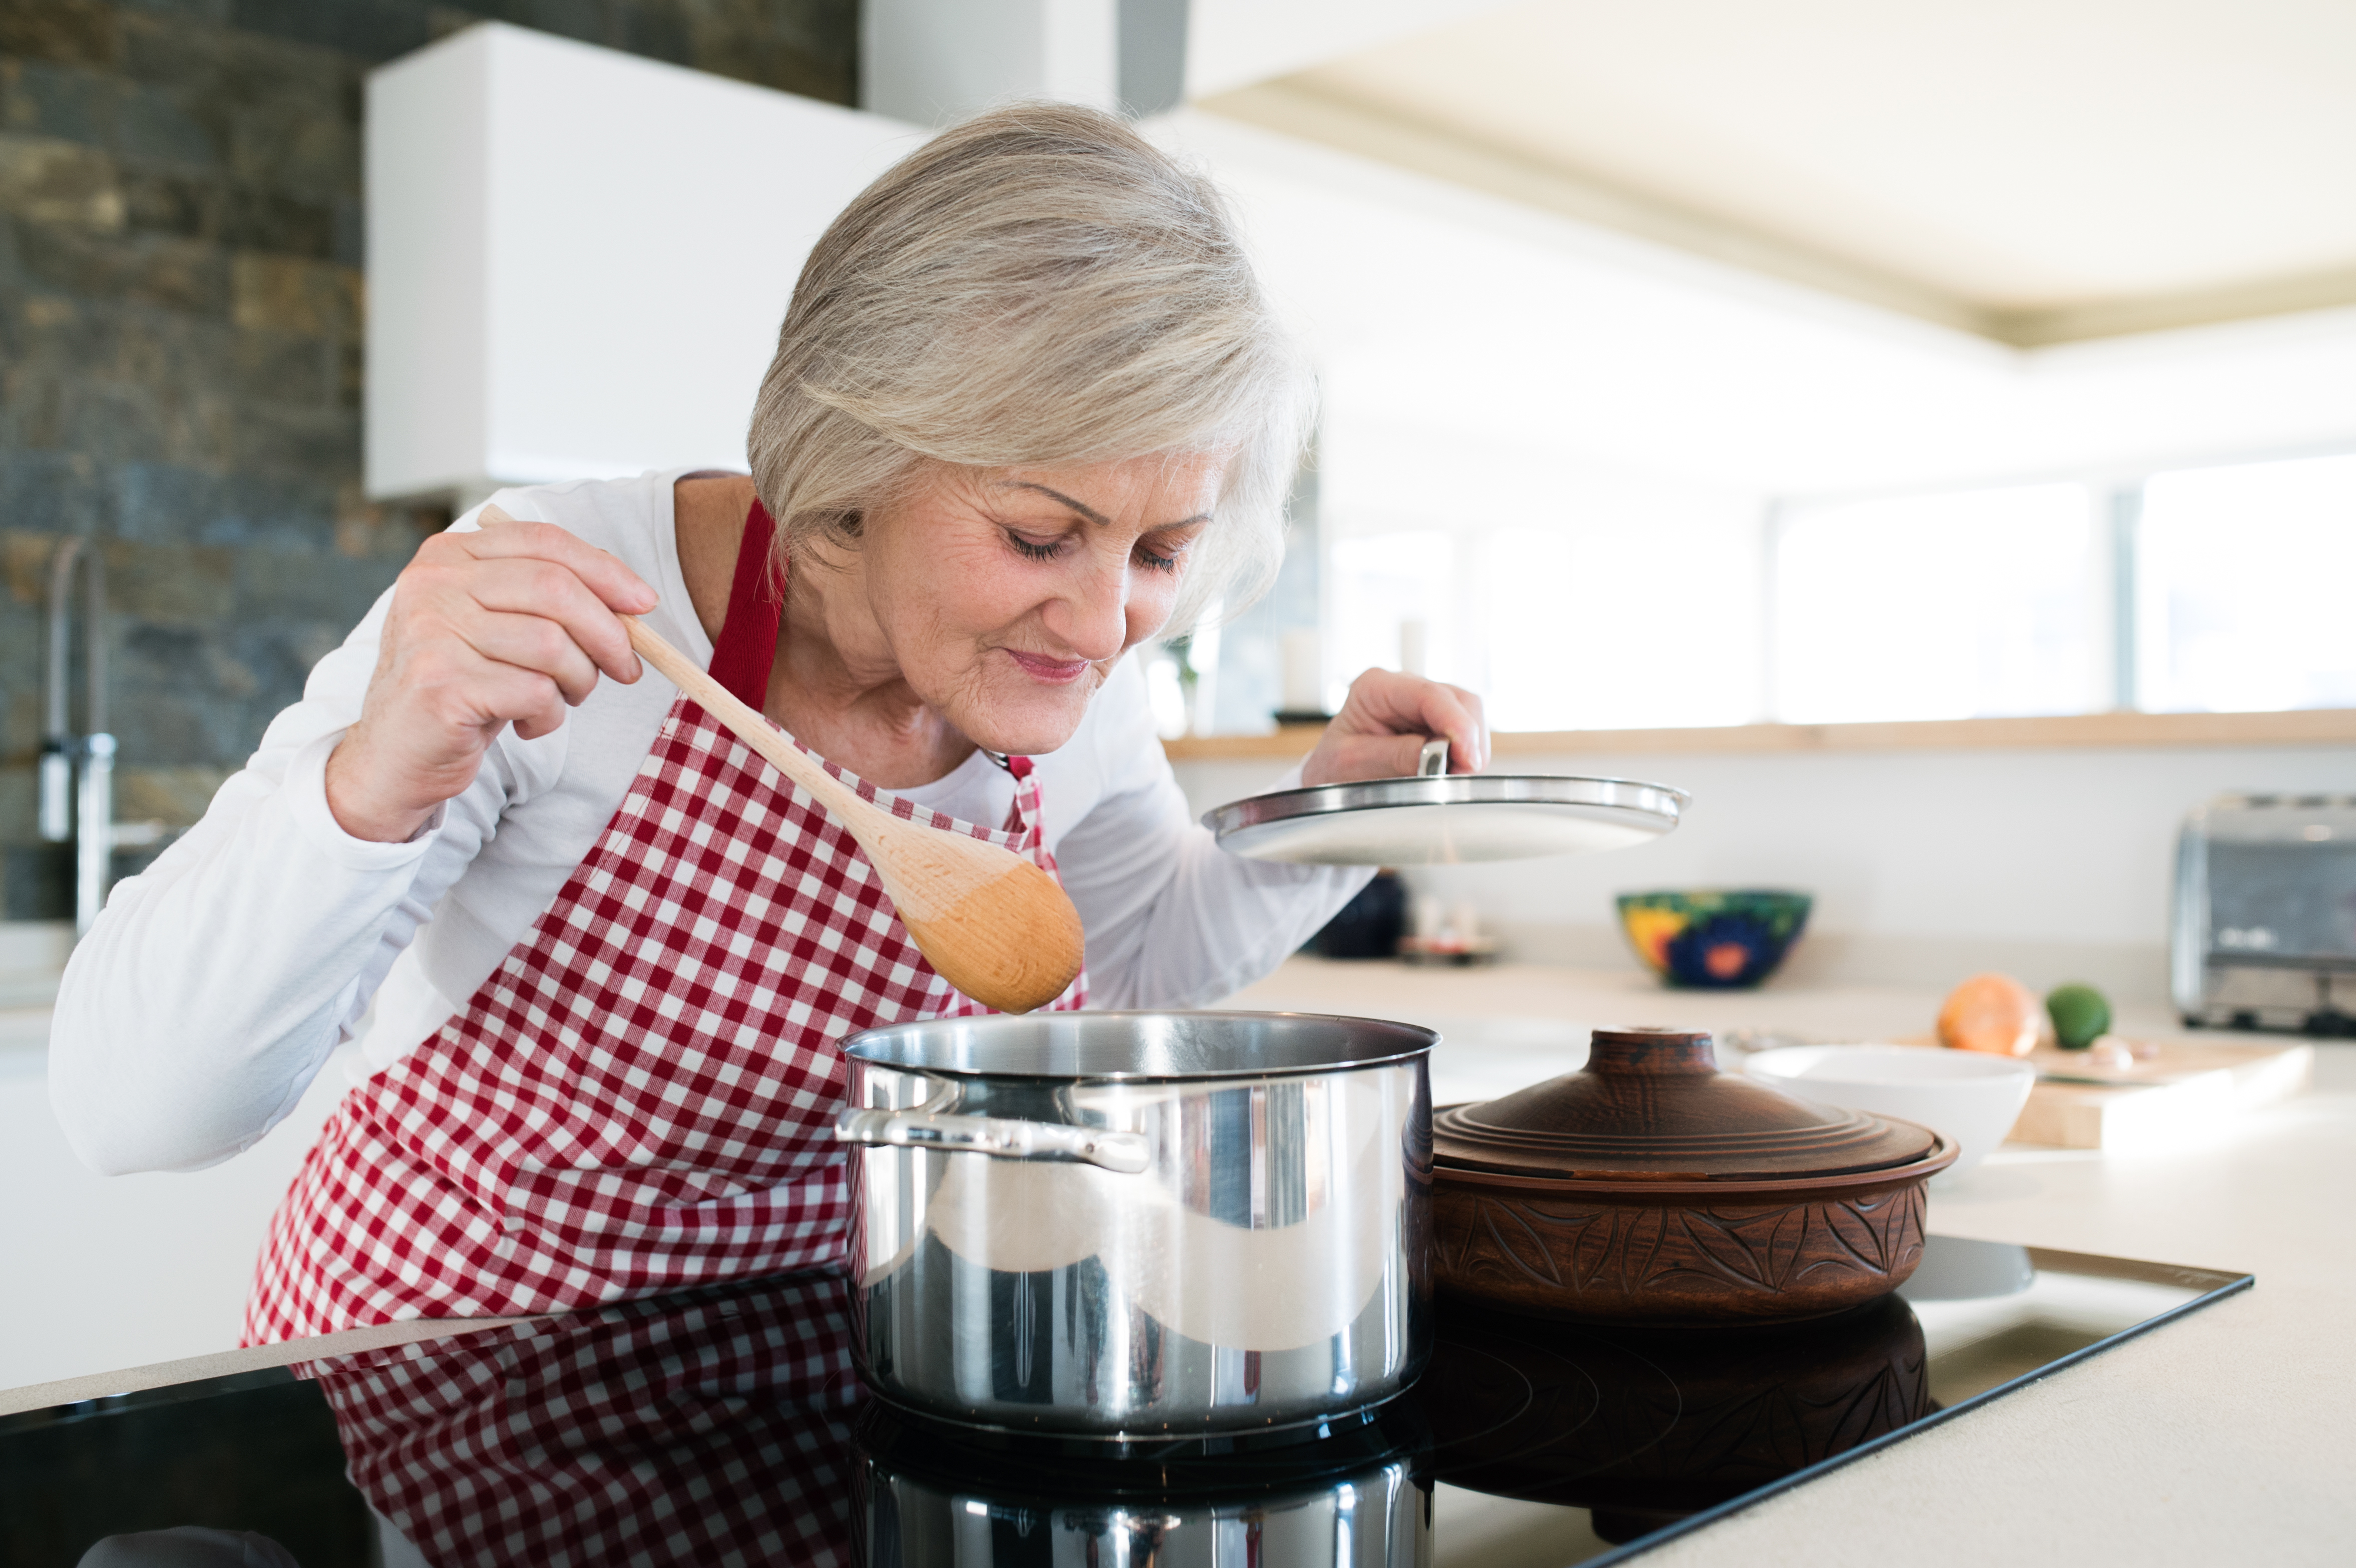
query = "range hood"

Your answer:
(364, 24), (923, 505)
